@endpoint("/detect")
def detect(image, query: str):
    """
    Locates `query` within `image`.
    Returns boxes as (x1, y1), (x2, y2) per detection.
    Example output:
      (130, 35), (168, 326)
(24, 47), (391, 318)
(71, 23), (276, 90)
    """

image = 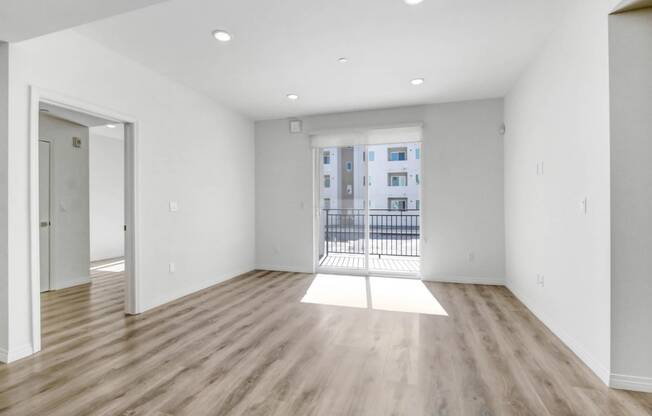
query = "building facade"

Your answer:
(319, 143), (421, 211)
